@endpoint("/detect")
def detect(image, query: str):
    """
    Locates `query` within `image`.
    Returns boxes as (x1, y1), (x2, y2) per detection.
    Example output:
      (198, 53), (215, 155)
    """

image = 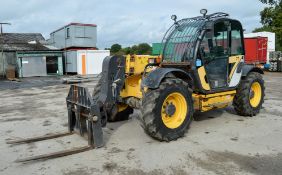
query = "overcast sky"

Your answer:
(0, 0), (266, 48)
